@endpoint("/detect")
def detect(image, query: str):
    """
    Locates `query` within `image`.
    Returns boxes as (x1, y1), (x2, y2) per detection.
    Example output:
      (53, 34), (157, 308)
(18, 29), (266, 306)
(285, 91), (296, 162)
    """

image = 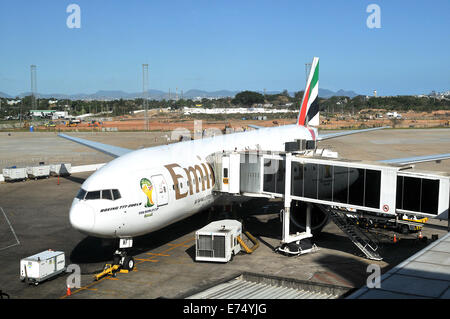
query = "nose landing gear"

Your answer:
(94, 238), (135, 281)
(113, 249), (135, 271)
(114, 238), (135, 270)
